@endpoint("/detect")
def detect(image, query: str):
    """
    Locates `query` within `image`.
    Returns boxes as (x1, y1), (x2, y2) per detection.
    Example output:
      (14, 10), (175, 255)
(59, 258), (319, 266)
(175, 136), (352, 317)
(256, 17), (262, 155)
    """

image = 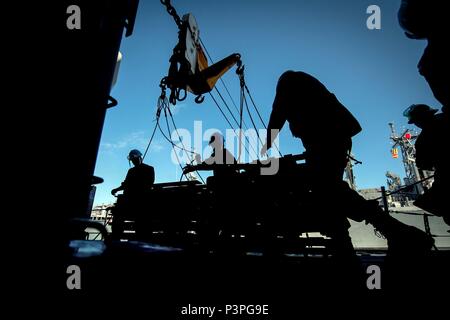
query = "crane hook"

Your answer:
(195, 95), (205, 104)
